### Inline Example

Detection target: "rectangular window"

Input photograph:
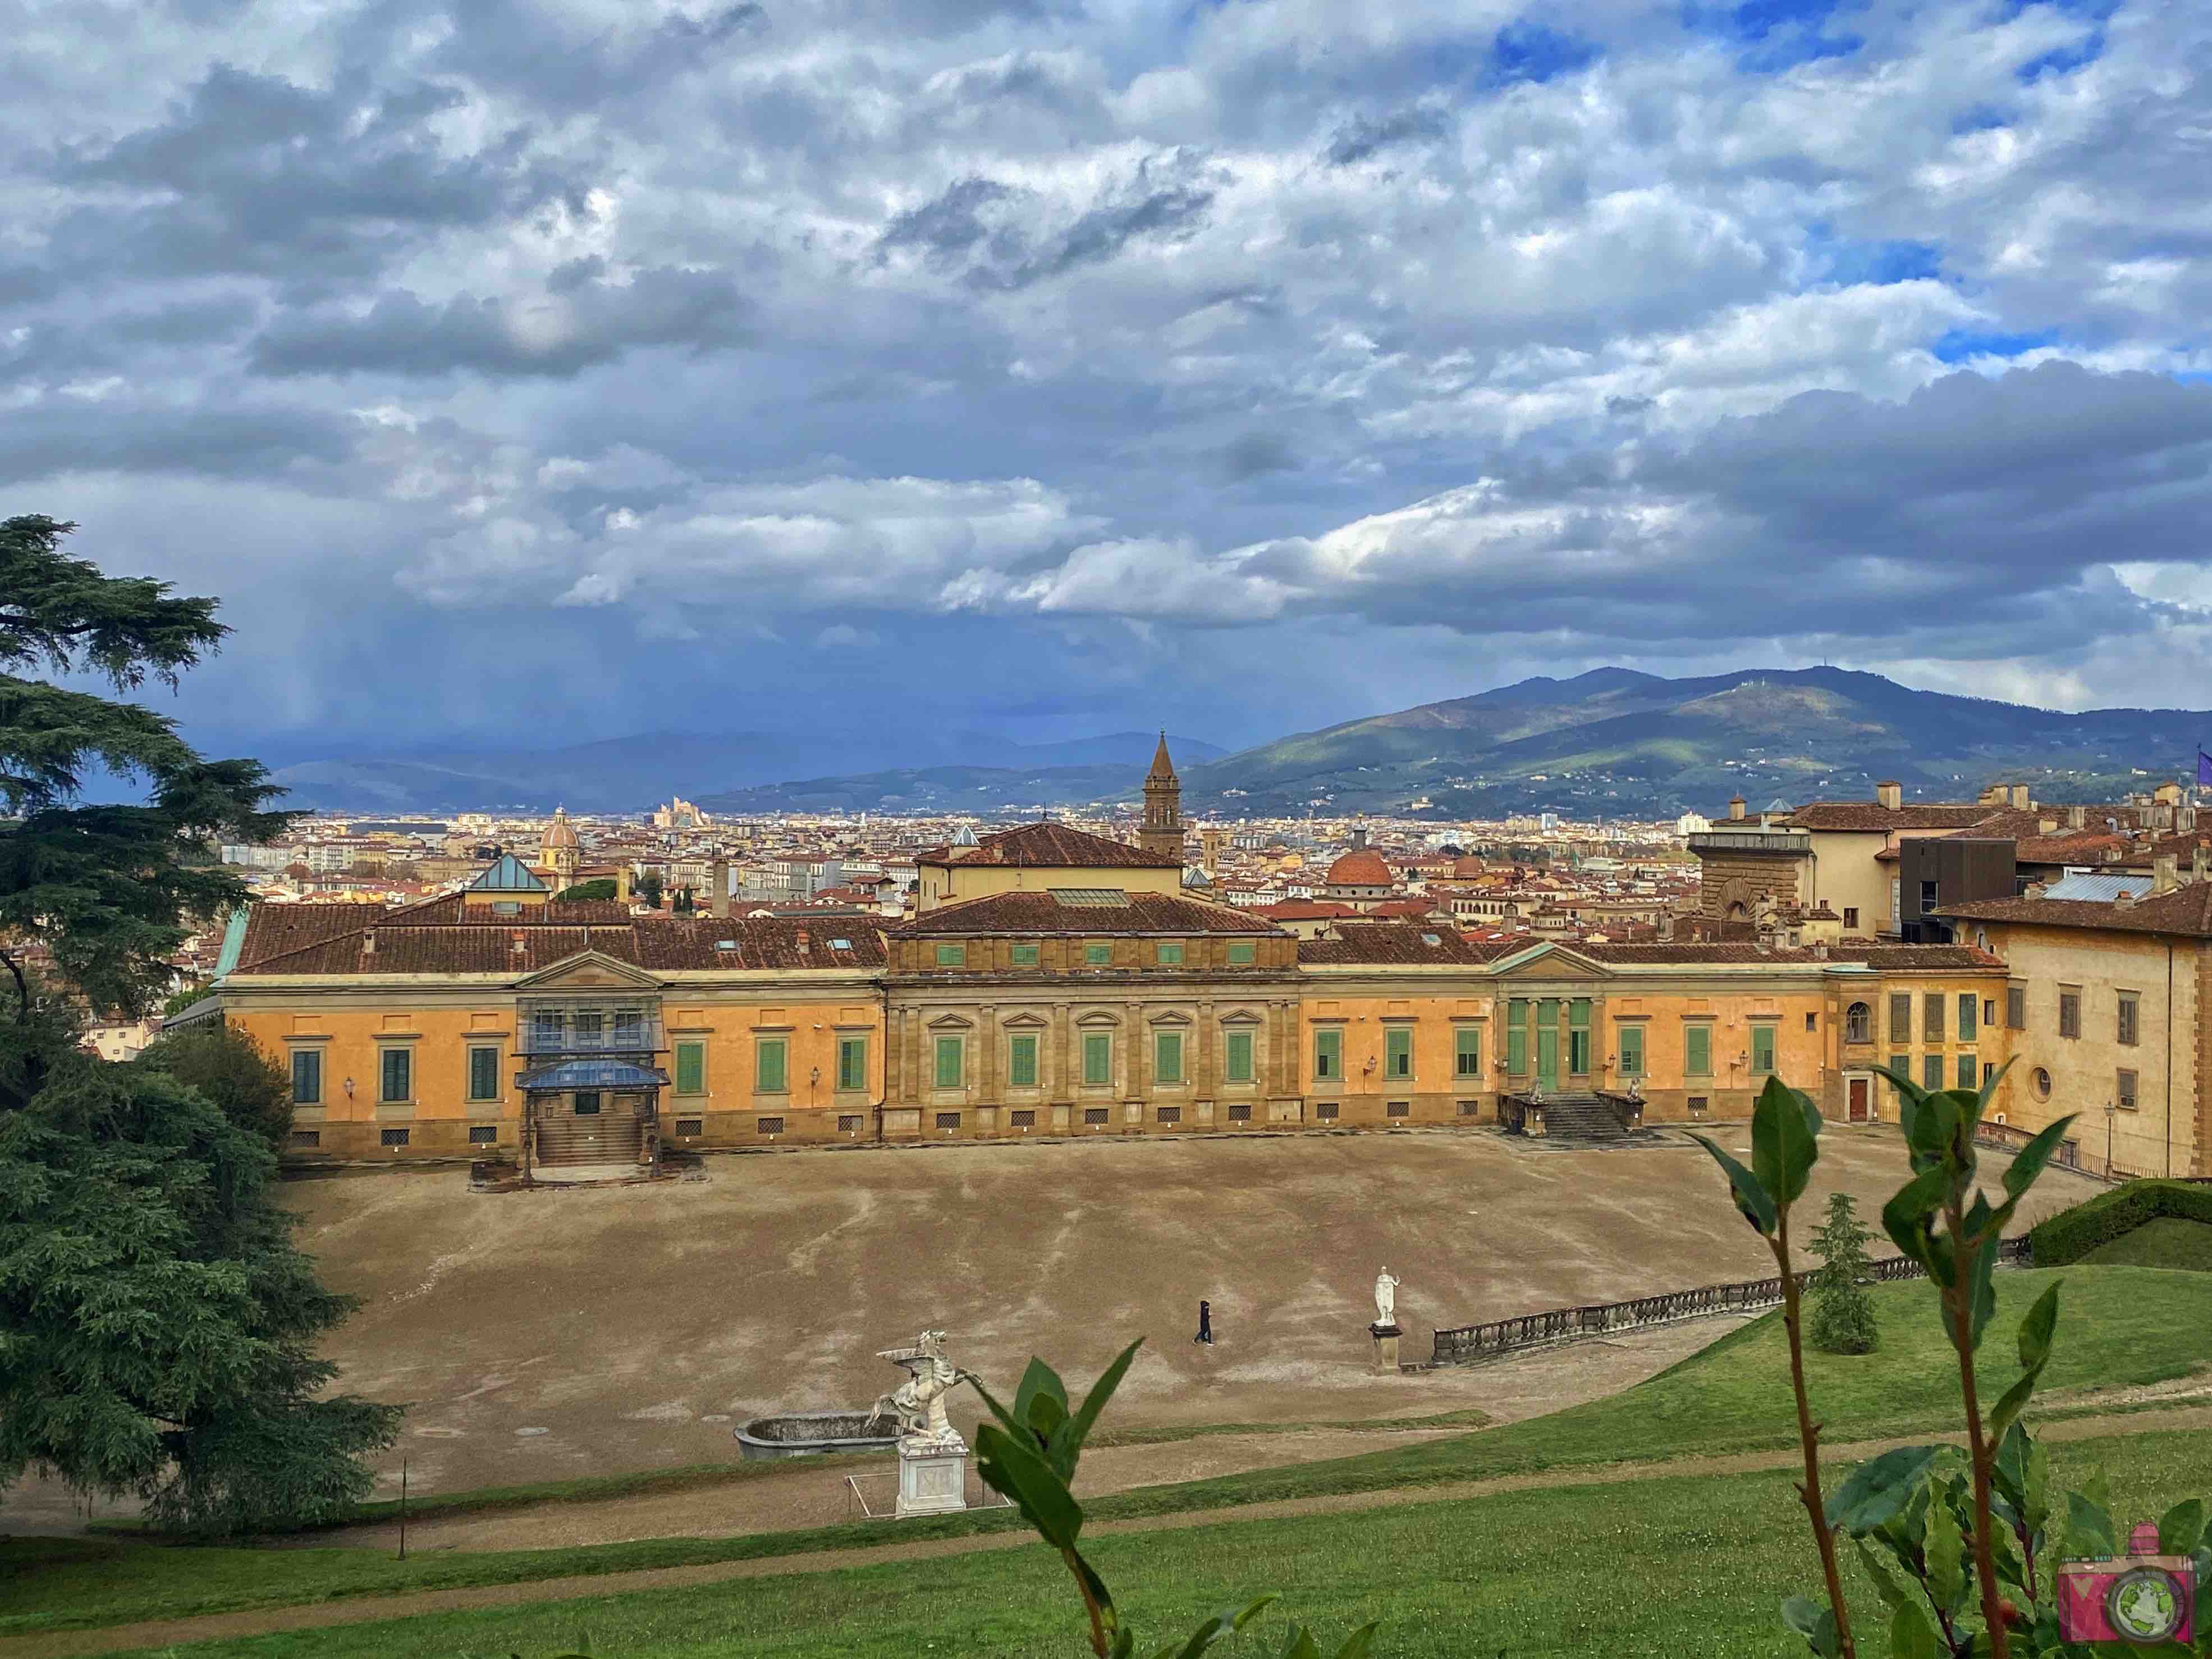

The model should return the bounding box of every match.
[468,1045,500,1102]
[2117,993,2140,1047]
[935,1111,961,1130]
[1958,993,1977,1043]
[469,1124,498,1145]
[1457,1100,1481,1117]
[675,1117,704,1136]
[1568,1000,1591,1074]
[933,1037,963,1089]
[572,1012,603,1048]
[1687,1096,1709,1116]
[1618,1024,1645,1078]
[1506,1001,1528,1074]
[1227,941,1256,965]
[1156,942,1184,966]
[1386,1100,1409,1117]
[1890,993,1912,1042]
[1957,1053,1977,1090]
[380,1128,410,1148]
[533,1009,564,1051]
[1751,1025,1776,1076]
[574,1092,601,1116]
[2059,988,2081,1039]
[290,1048,322,1106]
[1983,998,1997,1028]
[1313,1028,1342,1080]
[675,1039,705,1095]
[1843,908,1859,930]
[614,1009,643,1048]
[1010,943,1040,967]
[1924,993,1945,1042]
[1684,1023,1712,1078]
[935,943,966,968]
[1454,1026,1482,1078]
[1084,943,1111,966]
[1082,1032,1112,1086]
[1889,1053,1909,1083]
[1157,1106,1181,1124]
[1920,879,1939,914]
[837,1114,862,1133]
[756,1037,787,1093]
[1315,1101,1340,1121]
[758,1116,785,1135]
[290,1129,320,1148]
[1084,1106,1110,1126]
[1010,1109,1036,1128]
[1228,1103,1252,1121]
[836,1036,867,1092]
[1225,1029,1254,1083]
[1008,1034,1038,1088]
[379,1046,410,1103]
[1385,1026,1412,1079]
[1805,1012,1817,1033]
[2007,985,2026,1029]
[1922,1053,1944,1090]
[2117,1068,2138,1110]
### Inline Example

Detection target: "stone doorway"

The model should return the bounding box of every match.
[1846,1074,1872,1123]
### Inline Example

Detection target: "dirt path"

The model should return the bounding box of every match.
[22,1404,2211,1659]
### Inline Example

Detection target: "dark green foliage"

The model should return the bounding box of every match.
[0,1019,400,1532]
[672,887,694,914]
[556,879,620,903]
[142,1020,293,1153]
[1807,1193,1879,1356]
[2027,1179,2212,1266]
[637,870,664,909]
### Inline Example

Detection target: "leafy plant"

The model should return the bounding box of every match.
[971,1340,1377,1658]
[1807,1192,1879,1356]
[1691,1075,1858,1658]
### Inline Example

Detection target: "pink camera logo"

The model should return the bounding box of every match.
[2058,1523,2196,1646]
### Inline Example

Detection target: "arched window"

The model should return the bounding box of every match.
[1845,1001,1872,1043]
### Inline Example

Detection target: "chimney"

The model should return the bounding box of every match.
[1728,795,1747,821]
[1979,783,2007,806]
[360,928,377,956]
[1876,781,1902,810]
[2068,804,2086,830]
[511,929,528,956]
[2025,880,2048,899]
[2155,854,2179,894]
[2115,888,2138,910]
[2011,783,2031,809]
[708,859,731,919]
[2037,817,2057,835]
[2195,845,2210,886]
[795,928,810,955]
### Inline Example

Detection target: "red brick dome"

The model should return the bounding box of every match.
[1324,850,1393,888]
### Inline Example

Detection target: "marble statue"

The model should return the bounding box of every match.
[1373,1268,1400,1327]
[873,1330,971,1449]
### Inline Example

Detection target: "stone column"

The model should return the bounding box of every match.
[1196,995,1217,1095]
[1051,1002,1073,1103]
[978,1003,997,1103]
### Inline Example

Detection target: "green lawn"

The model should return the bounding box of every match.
[2080,1216,2212,1271]
[8,1266,2210,1643]
[95,1427,2212,1659]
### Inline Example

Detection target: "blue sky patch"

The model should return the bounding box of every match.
[1932,327,2060,363]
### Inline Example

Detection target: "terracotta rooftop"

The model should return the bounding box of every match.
[1323,850,1394,887]
[914,821,1181,870]
[1300,926,2003,970]
[1783,802,2000,832]
[893,890,1283,936]
[1941,884,2212,939]
[1299,923,1514,965]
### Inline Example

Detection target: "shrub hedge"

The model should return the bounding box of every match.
[2027,1179,2212,1266]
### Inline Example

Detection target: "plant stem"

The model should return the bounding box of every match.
[1944,1213,2011,1659]
[1063,1547,1108,1657]
[1774,1213,1858,1659]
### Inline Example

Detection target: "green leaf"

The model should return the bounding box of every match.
[1066,1339,1143,1460]
[1071,1547,1118,1635]
[1149,1598,1280,1659]
[972,1424,1084,1549]
[1275,1629,1322,1659]
[1925,1492,1967,1614]
[1690,1133,1778,1236]
[1888,1601,1944,1659]
[1328,1625,1380,1659]
[1750,1075,1821,1209]
[1012,1356,1069,1440]
[1828,1445,1949,1533]
[1782,1597,1842,1658]
[2160,1499,2205,1557]
[1964,1231,2000,1349]
[1881,1166,1949,1268]
[1999,1110,2077,1201]
[2063,1490,2117,1559]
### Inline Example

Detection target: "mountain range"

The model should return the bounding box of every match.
[251,668,2212,819]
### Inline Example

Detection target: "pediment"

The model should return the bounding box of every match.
[1489,943,1613,981]
[1073,1010,1122,1028]
[1146,1010,1193,1028]
[1001,1011,1050,1029]
[515,950,662,991]
[927,1012,976,1031]
[1218,1009,1264,1026]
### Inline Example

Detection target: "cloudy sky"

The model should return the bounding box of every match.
[7,0,2211,762]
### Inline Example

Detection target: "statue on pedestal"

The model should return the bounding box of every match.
[1373,1267,1401,1330]
[873,1330,970,1452]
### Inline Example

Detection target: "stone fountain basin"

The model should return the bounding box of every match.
[733,1410,901,1460]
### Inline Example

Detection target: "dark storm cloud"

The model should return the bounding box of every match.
[248,266,753,378]
[0,401,356,485]
[1323,106,1451,167]
[1219,432,1297,480]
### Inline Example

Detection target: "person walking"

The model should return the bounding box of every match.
[1194,1299,1214,1344]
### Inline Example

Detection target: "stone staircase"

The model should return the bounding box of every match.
[1534,1092,1635,1144]
[537,1112,645,1167]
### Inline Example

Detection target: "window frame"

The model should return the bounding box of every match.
[2059,987,2082,1039]
[1154,1029,1184,1085]
[1009,942,1041,968]
[1958,993,1977,1043]
[1384,1025,1413,1080]
[2117,992,2140,1047]
[1923,992,1945,1043]
[1922,1052,1944,1090]
[1008,1033,1039,1088]
[466,1044,501,1103]
[1454,1024,1483,1078]
[1957,1052,1977,1090]
[378,1045,411,1105]
[1226,941,1256,966]
[836,1035,867,1093]
[935,942,967,969]
[1889,992,1912,1043]
[933,1035,964,1090]
[1684,1021,1713,1078]
[755,1035,789,1094]
[2116,1067,2138,1110]
[1844,1002,1872,1044]
[1313,1026,1343,1081]
[290,1047,322,1107]
[1224,1028,1255,1084]
[1750,1023,1776,1076]
[675,1039,706,1096]
[1081,1031,1113,1087]
[1616,1022,1644,1078]
[1156,942,1184,967]
[1083,942,1112,967]
[2007,984,2026,1030]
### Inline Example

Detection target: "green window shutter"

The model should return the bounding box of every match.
[1009,1034,1037,1087]
[1155,1031,1183,1083]
[935,1037,963,1089]
[1751,1025,1775,1075]
[381,1047,410,1102]
[1506,1001,1527,1073]
[1569,1027,1591,1074]
[1084,943,1111,966]
[1010,943,1039,966]
[1454,1026,1481,1077]
[1157,942,1184,966]
[676,1041,704,1095]
[292,1049,321,1105]
[1385,1027,1412,1079]
[1889,1052,1909,1084]
[1685,1024,1711,1077]
[837,1037,866,1092]
[1569,998,1591,1029]
[935,943,965,968]
[757,1038,787,1093]
[1958,993,1977,1042]
[1619,1024,1644,1076]
[1227,942,1256,965]
[1957,1052,1977,1089]
[1225,1030,1254,1082]
[1922,1053,1944,1090]
[1082,1032,1112,1086]
[1537,999,1558,1029]
[468,1046,500,1101]
[1889,993,1912,1041]
[1315,1028,1341,1079]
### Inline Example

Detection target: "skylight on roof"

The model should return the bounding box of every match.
[1050,888,1133,907]
[828,937,852,950]
[1422,932,1441,945]
[715,939,738,950]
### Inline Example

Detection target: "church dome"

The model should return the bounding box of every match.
[542,807,581,853]
[1325,850,1392,888]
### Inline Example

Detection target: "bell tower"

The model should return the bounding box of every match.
[1141,731,1184,865]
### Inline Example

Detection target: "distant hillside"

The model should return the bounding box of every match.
[1179,668,2212,819]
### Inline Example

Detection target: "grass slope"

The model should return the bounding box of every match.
[8,1267,2209,1641]
[2080,1216,2212,1271]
